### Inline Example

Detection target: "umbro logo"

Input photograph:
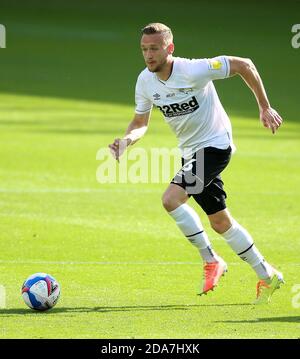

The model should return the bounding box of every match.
[153,93,161,100]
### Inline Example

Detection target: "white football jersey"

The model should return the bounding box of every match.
[135,56,235,158]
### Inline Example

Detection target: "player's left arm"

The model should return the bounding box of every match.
[228,56,283,134]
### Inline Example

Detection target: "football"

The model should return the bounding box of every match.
[21,273,60,311]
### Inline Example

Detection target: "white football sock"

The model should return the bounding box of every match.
[168,204,218,263]
[221,219,273,280]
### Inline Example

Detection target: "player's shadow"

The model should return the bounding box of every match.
[0,303,253,316]
[216,316,300,324]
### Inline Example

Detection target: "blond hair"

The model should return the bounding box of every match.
[141,23,173,45]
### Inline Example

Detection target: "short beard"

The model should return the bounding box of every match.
[148,59,167,73]
[148,66,160,73]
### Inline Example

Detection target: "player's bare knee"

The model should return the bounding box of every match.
[210,220,227,234]
[162,193,177,212]
[162,191,185,212]
[209,216,232,234]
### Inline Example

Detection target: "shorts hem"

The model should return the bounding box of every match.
[203,204,227,215]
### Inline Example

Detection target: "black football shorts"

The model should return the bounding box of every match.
[171,146,232,215]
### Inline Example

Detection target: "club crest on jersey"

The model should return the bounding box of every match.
[156,96,199,118]
[179,88,193,95]
[153,93,161,100]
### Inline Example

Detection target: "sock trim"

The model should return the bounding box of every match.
[237,243,254,256]
[186,230,204,238]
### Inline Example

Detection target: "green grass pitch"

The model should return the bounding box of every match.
[0,0,300,338]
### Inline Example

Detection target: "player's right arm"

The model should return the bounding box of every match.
[108,111,151,161]
[109,70,153,161]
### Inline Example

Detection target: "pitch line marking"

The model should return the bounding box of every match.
[0,260,298,266]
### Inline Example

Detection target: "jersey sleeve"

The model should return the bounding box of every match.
[135,73,153,115]
[188,55,230,86]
